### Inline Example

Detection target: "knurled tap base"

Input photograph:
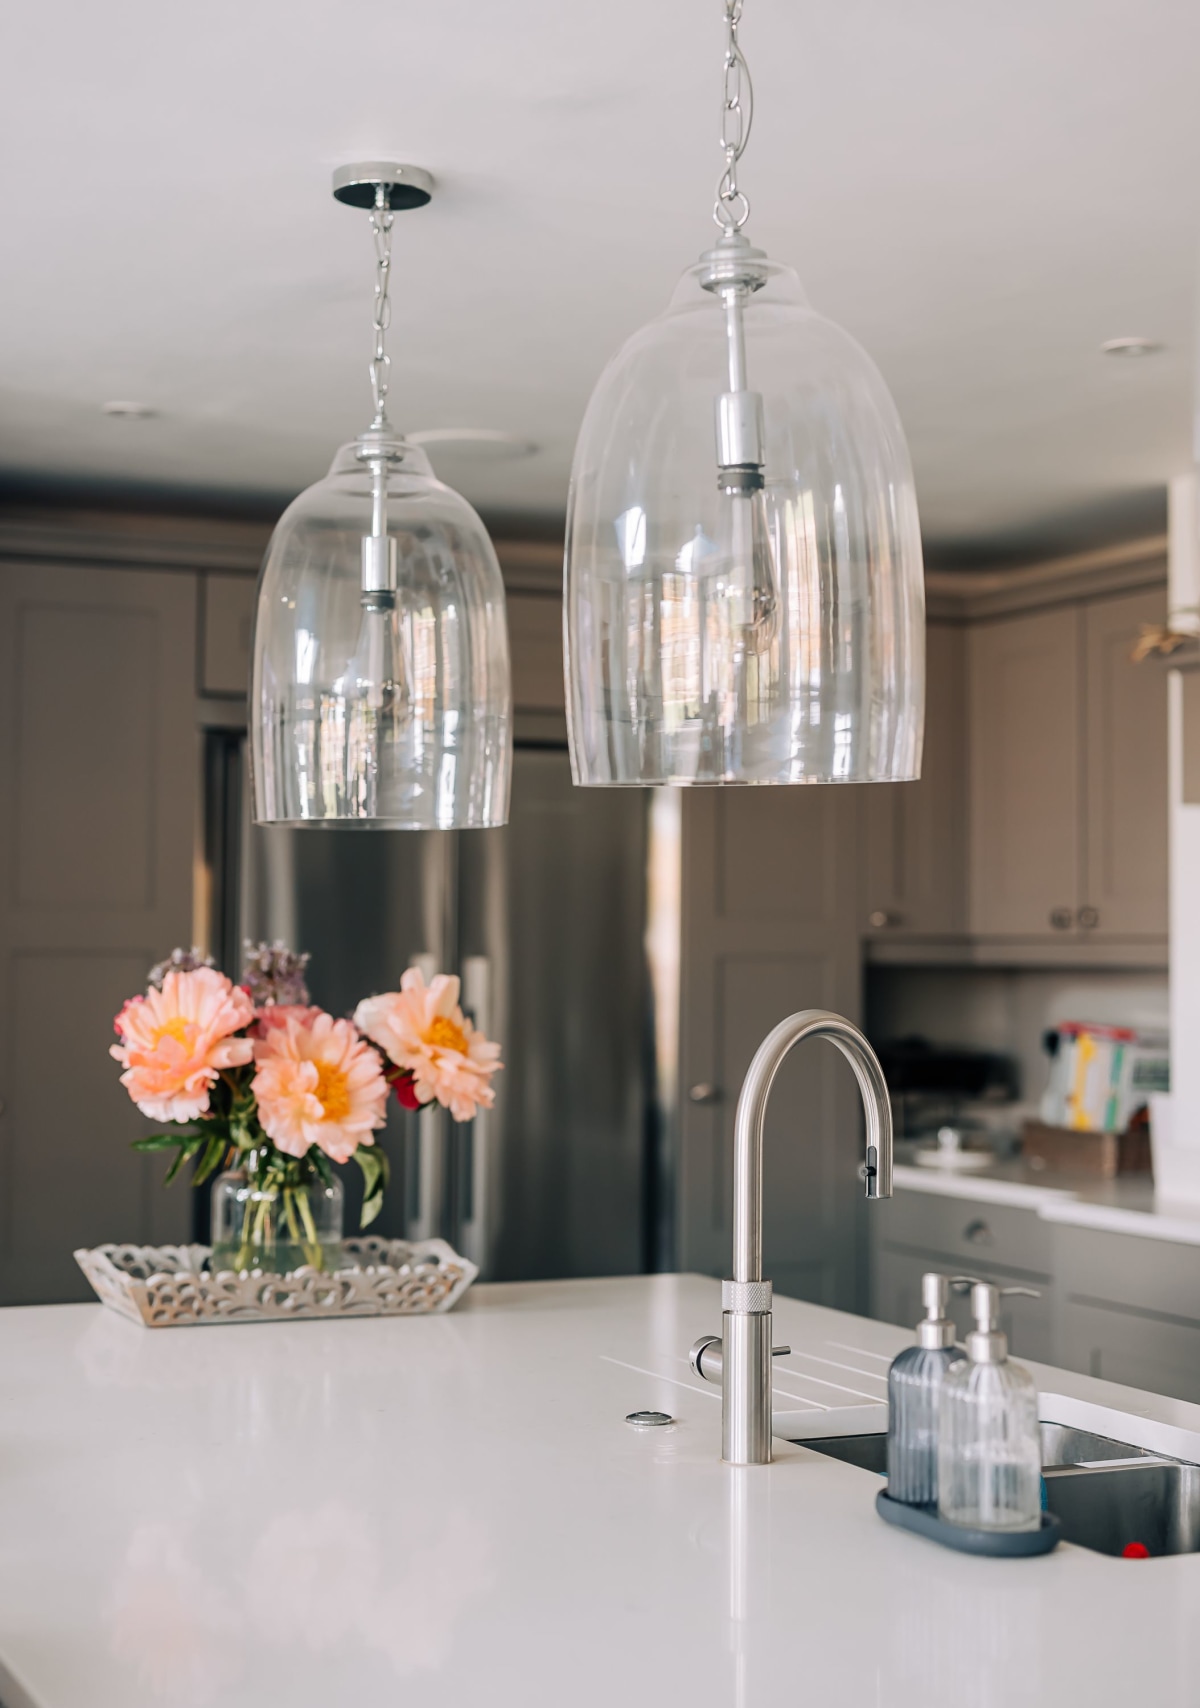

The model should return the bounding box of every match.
[722,1278,772,1313]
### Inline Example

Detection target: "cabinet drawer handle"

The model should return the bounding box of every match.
[962,1218,993,1246]
[1077,905,1100,930]
[1049,907,1073,931]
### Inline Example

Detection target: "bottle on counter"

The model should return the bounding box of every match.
[886,1271,959,1506]
[937,1281,1042,1533]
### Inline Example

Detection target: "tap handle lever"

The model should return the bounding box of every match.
[688,1334,791,1384]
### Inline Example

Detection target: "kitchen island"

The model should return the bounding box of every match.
[1,1274,1199,1708]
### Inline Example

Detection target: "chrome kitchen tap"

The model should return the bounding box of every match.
[689,1010,893,1465]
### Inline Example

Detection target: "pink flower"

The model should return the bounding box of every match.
[253,1004,324,1039]
[252,1010,387,1164]
[111,969,255,1123]
[355,970,501,1123]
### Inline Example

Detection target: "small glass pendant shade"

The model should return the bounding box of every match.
[252,434,511,828]
[565,248,925,785]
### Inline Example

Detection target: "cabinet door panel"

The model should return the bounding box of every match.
[871,1239,1053,1360]
[862,622,965,937]
[507,592,565,712]
[1057,1298,1200,1403]
[1083,588,1168,936]
[0,564,195,1302]
[969,607,1081,935]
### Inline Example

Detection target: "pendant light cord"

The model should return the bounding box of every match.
[715,0,754,233]
[368,185,395,429]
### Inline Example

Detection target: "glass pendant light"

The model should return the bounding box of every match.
[252,163,512,829]
[564,4,925,786]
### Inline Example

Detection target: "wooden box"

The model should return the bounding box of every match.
[1020,1118,1152,1179]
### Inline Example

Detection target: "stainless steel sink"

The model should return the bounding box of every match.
[796,1424,1199,1556]
[1042,1462,1200,1557]
[1038,1423,1156,1469]
[798,1432,889,1474]
[796,1423,1153,1479]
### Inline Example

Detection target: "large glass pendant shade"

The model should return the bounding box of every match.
[252,434,511,828]
[564,246,925,785]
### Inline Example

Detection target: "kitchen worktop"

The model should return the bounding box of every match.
[894,1153,1200,1246]
[3,1275,1200,1708]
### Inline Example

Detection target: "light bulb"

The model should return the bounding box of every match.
[341,590,413,817]
[714,482,777,649]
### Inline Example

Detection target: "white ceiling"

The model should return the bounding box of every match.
[1,0,1198,561]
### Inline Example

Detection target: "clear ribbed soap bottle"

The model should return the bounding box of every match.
[886,1272,958,1506]
[938,1282,1042,1533]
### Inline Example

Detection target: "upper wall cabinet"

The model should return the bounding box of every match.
[862,622,966,938]
[1083,589,1169,936]
[968,588,1167,943]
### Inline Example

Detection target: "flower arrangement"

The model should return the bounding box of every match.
[112,944,501,1273]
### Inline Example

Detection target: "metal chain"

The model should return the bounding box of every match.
[367,184,395,427]
[714,0,754,232]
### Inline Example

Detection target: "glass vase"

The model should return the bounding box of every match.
[210,1167,344,1275]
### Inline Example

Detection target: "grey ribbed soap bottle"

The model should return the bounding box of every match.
[886,1272,958,1506]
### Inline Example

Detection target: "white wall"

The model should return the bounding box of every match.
[1168,473,1200,1166]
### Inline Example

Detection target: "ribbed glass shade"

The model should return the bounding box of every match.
[565,250,925,785]
[252,435,511,828]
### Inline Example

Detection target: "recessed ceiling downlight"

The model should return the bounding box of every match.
[1101,337,1161,358]
[409,428,538,460]
[102,400,158,418]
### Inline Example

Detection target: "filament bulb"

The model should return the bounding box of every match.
[715,481,778,648]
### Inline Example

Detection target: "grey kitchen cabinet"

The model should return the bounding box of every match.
[968,588,1167,943]
[968,606,1081,937]
[199,574,567,715]
[507,591,565,712]
[872,1238,1054,1362]
[1083,588,1168,937]
[202,572,256,695]
[0,562,197,1303]
[870,1189,1055,1361]
[862,622,966,939]
[678,784,864,1310]
[1057,1298,1200,1404]
[1053,1223,1200,1403]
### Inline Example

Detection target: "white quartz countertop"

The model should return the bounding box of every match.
[3,1275,1200,1708]
[895,1158,1200,1245]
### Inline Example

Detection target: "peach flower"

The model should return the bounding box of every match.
[355,970,501,1123]
[252,1010,387,1164]
[111,968,255,1123]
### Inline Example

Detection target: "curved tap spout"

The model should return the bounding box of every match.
[712,1009,893,1465]
[733,1010,892,1284]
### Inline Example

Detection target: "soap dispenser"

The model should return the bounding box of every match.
[937,1282,1042,1533]
[886,1272,959,1506]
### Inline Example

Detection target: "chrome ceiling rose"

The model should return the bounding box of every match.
[331,161,434,211]
[563,1,925,788]
[250,163,511,830]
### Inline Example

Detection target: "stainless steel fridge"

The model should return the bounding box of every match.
[202,732,653,1280]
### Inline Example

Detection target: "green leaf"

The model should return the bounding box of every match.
[192,1133,228,1189]
[355,1146,389,1229]
[308,1148,335,1190]
[162,1147,190,1187]
[355,1147,382,1196]
[132,1132,195,1153]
